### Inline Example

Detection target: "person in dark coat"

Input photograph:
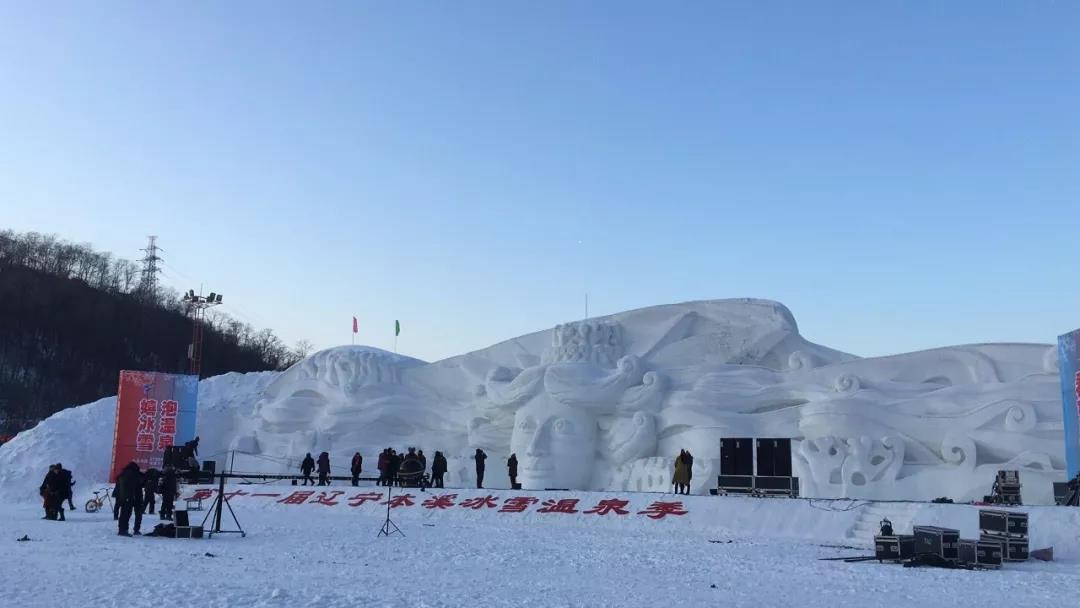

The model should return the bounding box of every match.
[685,450,694,492]
[57,464,75,511]
[300,453,315,486]
[417,450,427,471]
[673,450,690,495]
[316,452,331,486]
[112,483,121,520]
[48,465,68,519]
[387,449,400,487]
[115,462,144,536]
[40,465,61,520]
[159,466,178,520]
[377,449,389,486]
[350,452,363,487]
[142,468,159,515]
[431,451,447,488]
[507,453,519,488]
[474,449,487,489]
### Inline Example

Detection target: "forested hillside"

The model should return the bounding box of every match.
[0,230,303,433]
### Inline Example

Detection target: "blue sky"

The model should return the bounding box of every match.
[1,2,1077,362]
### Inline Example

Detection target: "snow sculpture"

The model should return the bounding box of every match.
[480,320,665,490]
[215,300,1064,503]
[233,346,469,466]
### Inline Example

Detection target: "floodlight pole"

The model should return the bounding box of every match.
[183,289,222,377]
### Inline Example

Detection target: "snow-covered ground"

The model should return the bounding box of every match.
[4,484,1080,608]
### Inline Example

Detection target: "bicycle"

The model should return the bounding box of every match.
[84,487,113,513]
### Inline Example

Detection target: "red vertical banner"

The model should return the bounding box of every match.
[109,370,199,482]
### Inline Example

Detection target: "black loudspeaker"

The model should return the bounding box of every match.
[175,510,190,527]
[720,438,753,476]
[1053,482,1068,506]
[755,438,792,477]
[199,460,216,484]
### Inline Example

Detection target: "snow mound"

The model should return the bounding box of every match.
[0,372,277,503]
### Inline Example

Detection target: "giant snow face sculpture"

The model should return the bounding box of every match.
[482,321,668,491]
[510,397,598,490]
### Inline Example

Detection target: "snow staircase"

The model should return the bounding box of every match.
[845,502,921,546]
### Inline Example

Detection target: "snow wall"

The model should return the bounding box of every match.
[0,299,1068,504]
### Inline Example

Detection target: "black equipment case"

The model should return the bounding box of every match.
[720,438,754,476]
[980,533,1028,562]
[175,525,204,539]
[959,538,1004,568]
[752,475,799,497]
[979,509,1028,538]
[875,535,915,562]
[913,525,960,561]
[716,475,754,495]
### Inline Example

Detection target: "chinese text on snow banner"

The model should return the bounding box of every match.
[109,370,199,482]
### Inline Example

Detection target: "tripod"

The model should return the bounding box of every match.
[201,473,246,538]
[378,477,403,538]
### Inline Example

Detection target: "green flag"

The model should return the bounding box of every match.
[395,320,400,336]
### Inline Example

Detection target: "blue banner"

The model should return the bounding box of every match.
[1059,330,1080,479]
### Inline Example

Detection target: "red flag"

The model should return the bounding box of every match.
[352,317,358,334]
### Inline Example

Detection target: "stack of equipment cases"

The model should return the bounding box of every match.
[173,510,205,539]
[913,525,960,562]
[993,470,1022,505]
[979,509,1029,562]
[175,526,204,538]
[874,534,915,563]
[718,438,754,496]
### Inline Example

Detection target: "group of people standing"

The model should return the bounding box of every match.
[298,447,498,490]
[112,462,179,536]
[672,449,695,495]
[40,460,180,536]
[299,452,334,486]
[39,463,75,521]
[375,447,448,488]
